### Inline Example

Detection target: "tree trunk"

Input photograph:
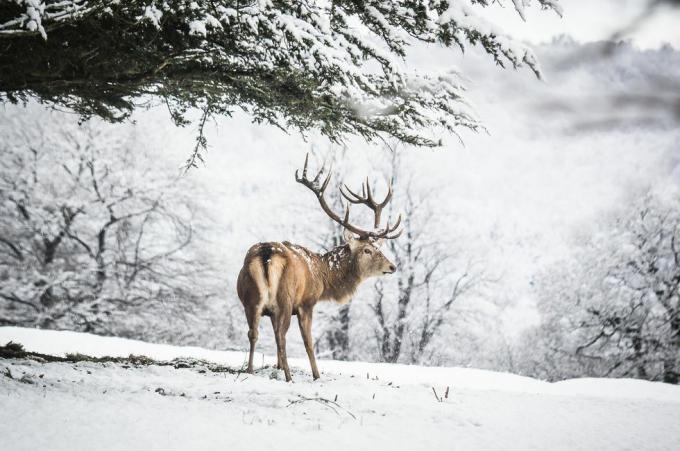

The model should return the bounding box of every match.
[380,275,414,364]
[42,234,64,265]
[325,304,351,360]
[663,315,680,384]
[631,334,648,379]
[95,228,107,289]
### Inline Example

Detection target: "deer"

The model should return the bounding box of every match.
[236,154,402,382]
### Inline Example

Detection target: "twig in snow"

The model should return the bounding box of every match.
[287,395,356,420]
[432,387,442,402]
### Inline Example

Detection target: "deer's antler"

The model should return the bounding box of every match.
[340,179,402,239]
[295,154,402,240]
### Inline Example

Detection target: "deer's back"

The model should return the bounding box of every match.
[237,242,324,311]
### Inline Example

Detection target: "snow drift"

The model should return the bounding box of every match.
[1,327,679,451]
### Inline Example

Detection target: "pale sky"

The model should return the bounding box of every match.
[488,0,680,49]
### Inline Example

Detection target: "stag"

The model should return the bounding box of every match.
[236,154,402,382]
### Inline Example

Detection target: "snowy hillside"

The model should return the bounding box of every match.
[1,327,679,451]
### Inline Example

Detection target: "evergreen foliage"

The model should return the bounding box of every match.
[0,0,561,151]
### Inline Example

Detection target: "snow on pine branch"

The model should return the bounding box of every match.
[0,1,561,147]
[0,0,92,39]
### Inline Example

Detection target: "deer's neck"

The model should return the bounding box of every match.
[319,244,362,303]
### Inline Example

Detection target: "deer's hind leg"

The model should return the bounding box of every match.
[270,315,283,369]
[271,302,293,382]
[244,302,262,374]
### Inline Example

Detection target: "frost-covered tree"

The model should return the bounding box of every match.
[0,110,226,342]
[1,0,561,157]
[358,150,487,364]
[522,193,680,383]
[371,195,486,363]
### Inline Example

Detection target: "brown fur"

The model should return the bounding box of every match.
[236,237,395,381]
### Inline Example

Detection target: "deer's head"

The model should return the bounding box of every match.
[296,153,401,279]
[344,232,396,279]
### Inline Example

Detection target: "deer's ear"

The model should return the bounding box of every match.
[343,229,358,248]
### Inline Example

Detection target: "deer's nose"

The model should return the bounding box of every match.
[388,264,396,272]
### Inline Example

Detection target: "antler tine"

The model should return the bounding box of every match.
[368,214,402,240]
[341,179,393,208]
[302,153,309,179]
[386,214,402,234]
[365,178,373,204]
[388,214,402,231]
[340,184,366,204]
[295,153,333,196]
[378,182,393,208]
[343,203,351,223]
[312,162,324,184]
[384,229,403,240]
[366,178,393,209]
[320,163,333,192]
[294,153,308,183]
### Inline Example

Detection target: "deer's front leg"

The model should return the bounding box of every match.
[297,307,320,380]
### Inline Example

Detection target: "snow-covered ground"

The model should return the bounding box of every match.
[1,327,679,451]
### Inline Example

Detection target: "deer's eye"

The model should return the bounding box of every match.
[363,248,372,255]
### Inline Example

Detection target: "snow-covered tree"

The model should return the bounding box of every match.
[1,0,561,156]
[352,149,489,364]
[522,193,680,383]
[0,109,226,342]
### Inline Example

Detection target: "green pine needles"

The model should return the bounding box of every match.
[0,1,561,153]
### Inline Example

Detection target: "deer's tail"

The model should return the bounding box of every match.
[248,247,285,310]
